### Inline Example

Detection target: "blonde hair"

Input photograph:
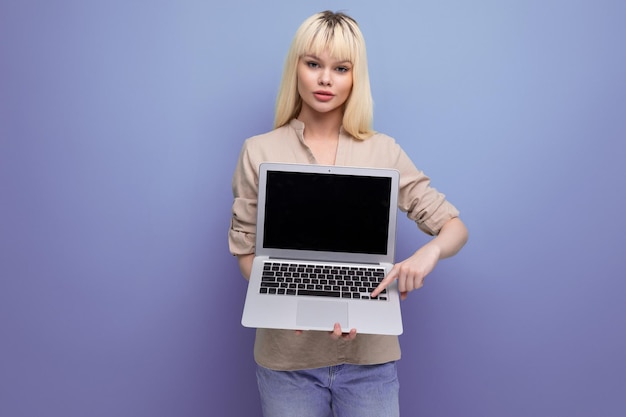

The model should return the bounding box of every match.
[274,11,375,140]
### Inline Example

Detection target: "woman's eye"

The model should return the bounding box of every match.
[307,61,319,68]
[336,66,350,73]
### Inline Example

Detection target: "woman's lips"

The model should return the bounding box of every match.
[313,91,334,102]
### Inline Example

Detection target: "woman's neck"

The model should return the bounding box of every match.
[297,108,342,142]
[297,109,342,165]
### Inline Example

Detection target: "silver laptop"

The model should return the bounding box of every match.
[241,162,403,335]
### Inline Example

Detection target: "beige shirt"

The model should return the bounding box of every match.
[229,119,460,370]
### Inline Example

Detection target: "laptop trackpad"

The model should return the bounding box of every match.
[296,300,348,330]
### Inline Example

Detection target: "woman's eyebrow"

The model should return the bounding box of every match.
[302,54,351,65]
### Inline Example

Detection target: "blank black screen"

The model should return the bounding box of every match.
[263,171,392,255]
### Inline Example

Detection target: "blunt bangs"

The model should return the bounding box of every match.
[297,17,360,65]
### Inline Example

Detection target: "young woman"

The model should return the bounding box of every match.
[229,10,468,417]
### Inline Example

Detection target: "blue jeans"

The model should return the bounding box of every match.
[256,362,400,417]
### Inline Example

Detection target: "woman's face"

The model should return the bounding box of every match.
[296,49,353,118]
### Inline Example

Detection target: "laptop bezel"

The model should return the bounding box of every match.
[255,162,399,265]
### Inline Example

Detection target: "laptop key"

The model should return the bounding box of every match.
[298,289,340,298]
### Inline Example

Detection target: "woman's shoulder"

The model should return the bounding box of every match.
[353,130,402,152]
[244,122,299,149]
[343,130,416,170]
[245,124,290,143]
[238,122,303,165]
[369,130,398,143]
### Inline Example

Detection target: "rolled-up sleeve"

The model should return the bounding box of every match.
[228,140,259,255]
[393,144,460,236]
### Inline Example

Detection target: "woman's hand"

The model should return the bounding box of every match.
[371,217,468,300]
[330,323,357,341]
[295,323,357,341]
[372,243,440,300]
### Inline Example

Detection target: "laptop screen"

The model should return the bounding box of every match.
[263,170,392,255]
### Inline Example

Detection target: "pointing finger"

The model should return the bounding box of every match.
[372,266,398,298]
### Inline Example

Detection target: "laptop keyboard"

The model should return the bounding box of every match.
[259,261,388,301]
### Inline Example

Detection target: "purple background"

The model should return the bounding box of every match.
[1,1,625,416]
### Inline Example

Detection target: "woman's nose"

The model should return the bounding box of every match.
[318,70,332,86]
